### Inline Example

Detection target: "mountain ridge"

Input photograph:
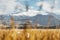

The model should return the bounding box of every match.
[0,14,60,26]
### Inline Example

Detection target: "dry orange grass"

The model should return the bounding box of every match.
[0,29,59,40]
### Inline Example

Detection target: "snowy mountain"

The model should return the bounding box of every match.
[0,13,60,26]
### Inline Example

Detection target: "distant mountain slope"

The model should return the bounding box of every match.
[30,14,60,26]
[0,14,60,26]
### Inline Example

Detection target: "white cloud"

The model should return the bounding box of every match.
[0,0,60,16]
[13,9,39,16]
[12,9,48,16]
[36,2,52,12]
[55,0,58,4]
[17,0,30,1]
[0,0,26,15]
[0,0,16,15]
[36,2,43,6]
[36,1,60,15]
[53,9,60,14]
[16,1,26,10]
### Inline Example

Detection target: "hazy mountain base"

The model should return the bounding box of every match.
[0,14,60,26]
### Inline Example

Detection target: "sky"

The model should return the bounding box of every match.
[0,0,60,16]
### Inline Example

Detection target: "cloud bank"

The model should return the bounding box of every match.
[0,0,16,15]
[0,0,60,16]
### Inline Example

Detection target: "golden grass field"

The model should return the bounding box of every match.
[0,29,60,40]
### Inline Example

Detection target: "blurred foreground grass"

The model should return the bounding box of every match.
[0,29,60,40]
